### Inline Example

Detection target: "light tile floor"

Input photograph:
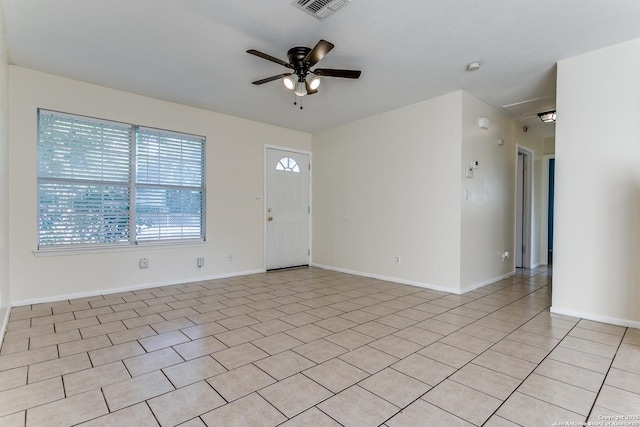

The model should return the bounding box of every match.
[1,267,640,426]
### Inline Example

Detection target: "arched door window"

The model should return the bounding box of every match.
[276,157,300,173]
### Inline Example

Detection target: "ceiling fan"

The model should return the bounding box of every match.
[247,40,361,108]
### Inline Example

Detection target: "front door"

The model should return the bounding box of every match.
[266,148,310,270]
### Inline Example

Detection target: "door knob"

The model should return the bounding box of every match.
[268,216,273,221]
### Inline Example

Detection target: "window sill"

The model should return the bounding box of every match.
[33,240,208,257]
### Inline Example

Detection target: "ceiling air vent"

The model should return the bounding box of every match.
[292,0,351,21]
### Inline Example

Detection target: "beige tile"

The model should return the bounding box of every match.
[314,316,358,333]
[212,342,270,370]
[97,309,139,324]
[0,346,58,371]
[604,367,640,394]
[292,338,348,363]
[0,338,29,355]
[360,367,431,407]
[569,327,624,346]
[26,389,108,426]
[491,338,550,363]
[177,418,206,427]
[0,367,27,392]
[108,325,157,345]
[80,320,126,338]
[392,326,442,346]
[200,392,286,427]
[595,384,640,414]
[63,361,131,396]
[215,326,265,347]
[174,336,227,360]
[352,321,399,339]
[58,334,111,357]
[281,407,342,427]
[89,341,145,366]
[535,358,605,392]
[28,352,92,383]
[148,380,225,426]
[497,392,584,426]
[577,319,626,336]
[339,345,398,374]
[507,329,560,350]
[249,318,294,336]
[217,314,260,330]
[483,415,522,427]
[284,324,332,342]
[303,358,368,393]
[611,343,640,374]
[163,355,226,388]
[29,329,81,349]
[74,306,114,320]
[207,364,275,401]
[451,363,521,400]
[0,377,64,418]
[318,385,398,427]
[587,405,626,423]
[139,330,190,352]
[519,373,596,415]
[423,379,502,425]
[0,411,25,427]
[102,370,174,411]
[392,353,456,386]
[559,336,617,359]
[324,329,373,350]
[124,347,183,376]
[259,373,332,418]
[252,332,304,355]
[180,321,227,340]
[440,331,494,354]
[368,335,422,359]
[387,399,473,427]
[418,341,476,369]
[253,350,316,380]
[77,402,159,427]
[31,312,75,327]
[547,346,612,374]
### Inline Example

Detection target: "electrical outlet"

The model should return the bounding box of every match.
[227,253,233,262]
[139,258,149,269]
[395,256,401,264]
[197,257,204,268]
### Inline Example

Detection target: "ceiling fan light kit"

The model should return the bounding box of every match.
[247,39,361,108]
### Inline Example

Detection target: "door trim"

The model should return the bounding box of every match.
[516,145,534,269]
[263,145,312,271]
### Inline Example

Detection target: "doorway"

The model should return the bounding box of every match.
[516,147,533,268]
[265,147,311,270]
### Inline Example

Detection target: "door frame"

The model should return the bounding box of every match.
[515,145,534,269]
[263,145,312,270]
[541,154,555,265]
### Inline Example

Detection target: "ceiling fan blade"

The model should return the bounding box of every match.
[313,68,361,79]
[305,80,318,95]
[247,49,293,69]
[251,73,292,85]
[303,40,334,67]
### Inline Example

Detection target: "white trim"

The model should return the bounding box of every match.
[515,145,534,269]
[541,154,555,265]
[550,306,640,329]
[264,145,312,271]
[459,271,516,294]
[0,307,10,351]
[311,263,461,294]
[11,269,265,307]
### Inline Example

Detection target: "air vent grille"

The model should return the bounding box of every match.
[292,0,351,21]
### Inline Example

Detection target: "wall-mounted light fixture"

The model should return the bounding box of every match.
[538,110,556,123]
[478,116,490,129]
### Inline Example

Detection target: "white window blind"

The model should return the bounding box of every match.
[37,110,205,248]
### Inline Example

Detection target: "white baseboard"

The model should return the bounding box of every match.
[11,269,265,307]
[311,263,460,294]
[459,270,516,294]
[550,306,640,329]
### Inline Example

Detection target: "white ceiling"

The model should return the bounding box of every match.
[2,1,640,137]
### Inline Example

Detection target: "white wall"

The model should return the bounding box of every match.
[312,92,463,292]
[312,90,546,293]
[8,67,311,304]
[553,38,640,327]
[0,6,11,331]
[460,92,520,290]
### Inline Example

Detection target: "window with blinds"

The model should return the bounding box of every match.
[37,110,205,248]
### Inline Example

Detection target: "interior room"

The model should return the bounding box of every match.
[0,1,639,426]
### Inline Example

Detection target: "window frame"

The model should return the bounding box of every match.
[37,109,206,250]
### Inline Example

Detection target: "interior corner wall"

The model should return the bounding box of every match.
[312,91,463,292]
[553,37,640,327]
[459,92,521,290]
[0,6,11,330]
[8,66,311,304]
